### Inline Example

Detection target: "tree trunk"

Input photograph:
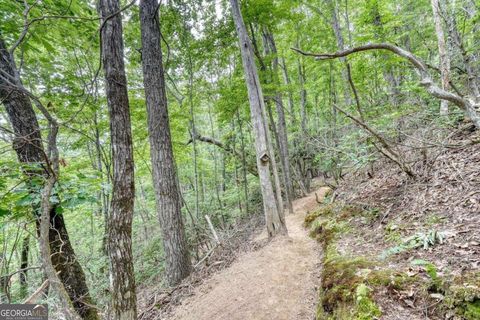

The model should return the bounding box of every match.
[262,29,294,214]
[237,112,250,214]
[431,0,451,115]
[98,0,137,318]
[329,0,352,106]
[19,235,29,298]
[280,57,296,125]
[298,57,308,133]
[444,1,480,100]
[229,0,287,237]
[139,0,192,286]
[0,37,99,320]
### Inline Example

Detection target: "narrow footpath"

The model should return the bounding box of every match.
[169,187,331,320]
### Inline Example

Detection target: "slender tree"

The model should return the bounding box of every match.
[431,0,451,115]
[139,0,192,286]
[97,0,137,318]
[229,0,287,236]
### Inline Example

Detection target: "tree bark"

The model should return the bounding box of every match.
[262,29,294,214]
[444,1,480,100]
[280,57,296,125]
[431,0,451,115]
[139,0,192,286]
[0,37,99,320]
[329,0,352,106]
[229,0,287,237]
[98,0,137,318]
[19,235,29,298]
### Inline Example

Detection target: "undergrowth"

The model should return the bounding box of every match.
[307,202,480,320]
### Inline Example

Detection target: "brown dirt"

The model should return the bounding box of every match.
[167,187,330,320]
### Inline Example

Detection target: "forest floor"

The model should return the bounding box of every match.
[139,126,480,320]
[163,186,330,320]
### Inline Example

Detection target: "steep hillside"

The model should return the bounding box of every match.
[307,125,480,319]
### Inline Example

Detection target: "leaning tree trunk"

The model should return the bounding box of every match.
[98,0,137,318]
[139,0,192,286]
[229,0,287,236]
[0,37,99,320]
[431,0,451,115]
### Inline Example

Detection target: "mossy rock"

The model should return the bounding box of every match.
[309,218,337,247]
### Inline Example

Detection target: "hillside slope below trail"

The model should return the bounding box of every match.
[169,187,330,320]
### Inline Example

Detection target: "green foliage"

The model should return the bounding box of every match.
[355,284,382,320]
[381,229,446,259]
[1,0,479,314]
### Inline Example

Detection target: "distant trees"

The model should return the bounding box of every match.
[97,0,137,318]
[139,0,192,286]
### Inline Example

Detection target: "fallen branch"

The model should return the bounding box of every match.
[194,246,218,269]
[205,215,220,245]
[24,279,49,304]
[334,105,416,178]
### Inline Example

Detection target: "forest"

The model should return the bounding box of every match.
[0,0,479,319]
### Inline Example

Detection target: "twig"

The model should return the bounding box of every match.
[24,279,49,304]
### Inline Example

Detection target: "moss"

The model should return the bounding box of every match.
[365,269,414,291]
[338,205,364,219]
[355,284,382,320]
[318,246,376,314]
[464,300,480,320]
[442,271,480,318]
[304,205,335,227]
[309,218,348,250]
[308,204,385,320]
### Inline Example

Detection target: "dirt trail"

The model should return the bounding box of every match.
[170,187,330,320]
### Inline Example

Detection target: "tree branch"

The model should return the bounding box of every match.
[292,43,480,129]
[187,131,258,177]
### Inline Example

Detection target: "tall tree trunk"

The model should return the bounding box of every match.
[329,0,352,106]
[98,0,137,318]
[0,37,99,320]
[280,57,296,125]
[139,0,192,286]
[187,55,201,219]
[263,29,294,214]
[229,0,287,237]
[298,57,308,134]
[444,1,480,100]
[431,0,451,115]
[237,112,249,214]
